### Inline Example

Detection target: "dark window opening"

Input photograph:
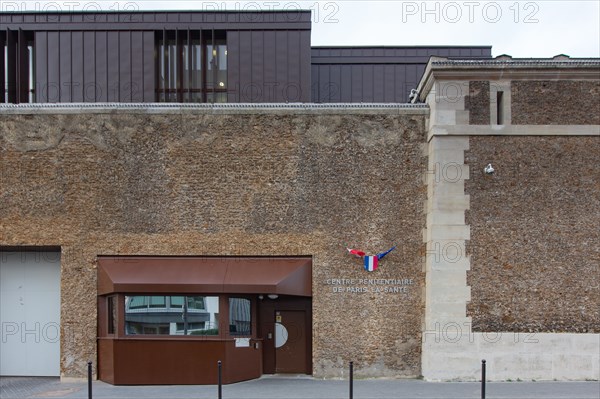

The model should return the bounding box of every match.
[107,296,116,335]
[1,30,35,104]
[229,297,251,336]
[156,30,226,103]
[496,91,504,125]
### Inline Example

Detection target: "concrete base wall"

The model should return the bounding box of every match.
[423,332,600,381]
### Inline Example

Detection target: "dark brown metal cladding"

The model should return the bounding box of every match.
[0,11,312,30]
[97,256,312,297]
[98,338,263,384]
[311,46,492,102]
[4,11,311,103]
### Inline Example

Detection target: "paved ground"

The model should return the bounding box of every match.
[1,376,599,399]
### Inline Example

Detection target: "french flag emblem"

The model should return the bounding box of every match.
[347,246,396,272]
[364,256,378,272]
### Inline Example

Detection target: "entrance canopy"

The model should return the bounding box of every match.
[97,256,312,297]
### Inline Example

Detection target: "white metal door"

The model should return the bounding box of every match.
[0,250,61,376]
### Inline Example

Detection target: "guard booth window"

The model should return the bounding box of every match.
[156,30,227,103]
[1,30,35,104]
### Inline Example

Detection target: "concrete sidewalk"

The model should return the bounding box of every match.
[1,376,599,399]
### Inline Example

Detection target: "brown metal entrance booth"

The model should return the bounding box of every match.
[97,256,312,385]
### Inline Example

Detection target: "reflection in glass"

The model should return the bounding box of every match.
[125,295,219,336]
[107,296,116,334]
[157,31,226,103]
[229,297,251,336]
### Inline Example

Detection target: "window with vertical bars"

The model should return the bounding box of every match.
[1,30,35,104]
[156,30,227,103]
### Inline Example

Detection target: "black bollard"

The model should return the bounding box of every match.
[218,360,222,399]
[481,359,486,399]
[87,361,92,399]
[349,361,353,399]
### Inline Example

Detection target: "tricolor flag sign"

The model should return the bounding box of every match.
[364,256,379,272]
[347,246,396,272]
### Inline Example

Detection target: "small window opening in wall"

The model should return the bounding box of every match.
[496,91,504,125]
[107,296,116,334]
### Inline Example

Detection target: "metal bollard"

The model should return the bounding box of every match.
[481,359,486,399]
[218,360,222,399]
[87,361,93,399]
[349,361,353,399]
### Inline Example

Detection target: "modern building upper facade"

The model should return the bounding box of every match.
[1,11,491,104]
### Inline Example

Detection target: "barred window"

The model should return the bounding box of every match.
[157,30,226,103]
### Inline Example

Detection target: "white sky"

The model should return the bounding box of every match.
[3,0,599,57]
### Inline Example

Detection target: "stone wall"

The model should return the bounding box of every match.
[511,81,600,125]
[466,81,490,125]
[0,108,427,379]
[465,136,600,333]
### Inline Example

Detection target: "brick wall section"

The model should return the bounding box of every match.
[0,111,427,378]
[465,136,600,333]
[511,81,600,125]
[466,81,490,125]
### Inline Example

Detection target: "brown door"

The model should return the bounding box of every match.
[275,310,307,373]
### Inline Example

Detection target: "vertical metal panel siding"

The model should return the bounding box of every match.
[46,32,59,102]
[287,30,301,102]
[373,65,384,102]
[362,64,374,102]
[71,31,84,102]
[329,64,341,102]
[340,65,352,102]
[95,31,108,102]
[251,30,264,102]
[299,30,311,102]
[228,29,311,103]
[83,32,95,102]
[34,32,46,102]
[311,46,492,102]
[119,31,132,102]
[351,65,362,102]
[107,31,119,102]
[59,31,71,102]
[226,30,240,103]
[142,31,155,102]
[310,65,321,102]
[263,30,277,102]
[131,31,144,102]
[238,31,253,102]
[275,31,287,103]
[383,65,395,102]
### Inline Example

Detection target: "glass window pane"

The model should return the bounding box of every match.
[192,43,202,89]
[170,296,184,308]
[187,296,205,310]
[128,296,147,309]
[229,298,251,336]
[125,295,219,336]
[149,296,166,308]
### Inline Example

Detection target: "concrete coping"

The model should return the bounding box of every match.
[0,102,429,115]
